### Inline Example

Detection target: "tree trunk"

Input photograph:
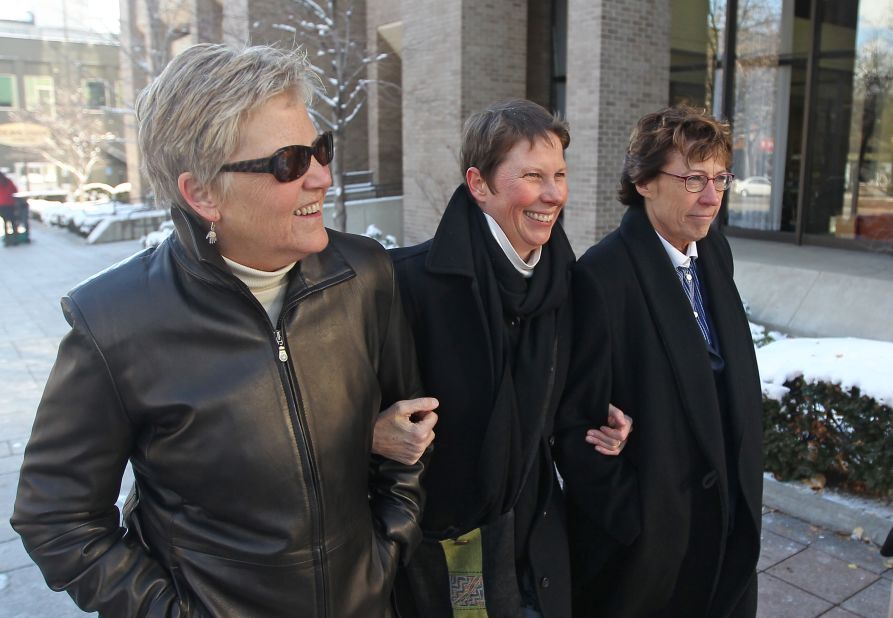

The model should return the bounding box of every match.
[332,131,347,231]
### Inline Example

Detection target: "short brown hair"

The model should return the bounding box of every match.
[461,99,569,190]
[618,105,732,207]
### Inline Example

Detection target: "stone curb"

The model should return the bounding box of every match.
[763,475,892,547]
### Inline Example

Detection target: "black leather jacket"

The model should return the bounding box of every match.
[12,208,426,617]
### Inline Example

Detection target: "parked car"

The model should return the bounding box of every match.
[734,176,772,197]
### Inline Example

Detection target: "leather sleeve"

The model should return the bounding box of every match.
[368,262,427,565]
[11,297,189,617]
[554,261,642,546]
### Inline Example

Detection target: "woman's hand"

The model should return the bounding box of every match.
[584,403,632,456]
[372,398,439,465]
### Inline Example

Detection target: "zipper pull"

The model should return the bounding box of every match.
[274,330,289,362]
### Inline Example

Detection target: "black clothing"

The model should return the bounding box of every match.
[557,207,763,618]
[391,185,574,618]
[12,207,426,617]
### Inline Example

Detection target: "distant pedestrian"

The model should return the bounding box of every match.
[557,105,764,617]
[12,43,434,617]
[0,170,19,246]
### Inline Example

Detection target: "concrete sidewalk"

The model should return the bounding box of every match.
[0,223,143,617]
[730,236,893,343]
[0,222,890,617]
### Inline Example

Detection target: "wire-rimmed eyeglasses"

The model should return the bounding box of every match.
[659,170,735,193]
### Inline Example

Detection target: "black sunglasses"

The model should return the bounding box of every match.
[218,132,334,183]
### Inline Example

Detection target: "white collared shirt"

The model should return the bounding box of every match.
[655,232,699,269]
[483,212,542,278]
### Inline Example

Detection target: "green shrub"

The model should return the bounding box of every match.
[763,376,893,500]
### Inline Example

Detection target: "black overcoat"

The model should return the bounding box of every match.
[390,186,573,617]
[557,206,763,617]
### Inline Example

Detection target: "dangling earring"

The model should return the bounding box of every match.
[206,221,218,245]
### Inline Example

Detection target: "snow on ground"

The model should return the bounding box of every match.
[755,334,893,407]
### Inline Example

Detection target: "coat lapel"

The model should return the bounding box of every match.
[697,232,765,520]
[618,208,728,483]
[425,185,497,389]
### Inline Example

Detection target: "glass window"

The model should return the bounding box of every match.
[670,0,726,109]
[85,79,108,108]
[726,0,789,232]
[830,0,893,247]
[0,75,16,108]
[24,75,54,114]
[725,0,893,249]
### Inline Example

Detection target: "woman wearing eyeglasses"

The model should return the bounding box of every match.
[556,105,764,617]
[12,43,433,617]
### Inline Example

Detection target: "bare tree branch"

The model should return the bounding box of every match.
[260,0,398,231]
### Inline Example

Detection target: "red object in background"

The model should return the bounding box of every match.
[0,173,18,207]
[856,214,893,241]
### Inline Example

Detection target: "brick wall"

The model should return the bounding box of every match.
[402,0,528,245]
[564,0,670,255]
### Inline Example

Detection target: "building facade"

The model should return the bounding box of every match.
[391,0,893,254]
[119,0,375,202]
[0,7,125,194]
[115,0,892,255]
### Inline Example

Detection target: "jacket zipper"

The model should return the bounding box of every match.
[209,264,353,618]
[274,326,329,617]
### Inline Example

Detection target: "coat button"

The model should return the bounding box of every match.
[548,436,555,447]
[510,316,521,327]
[701,470,718,489]
[540,577,550,588]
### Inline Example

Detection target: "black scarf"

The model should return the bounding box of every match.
[462,201,573,530]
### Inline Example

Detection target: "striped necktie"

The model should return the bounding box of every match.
[676,261,712,346]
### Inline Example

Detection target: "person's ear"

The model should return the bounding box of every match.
[465,167,491,204]
[635,178,654,200]
[177,172,220,223]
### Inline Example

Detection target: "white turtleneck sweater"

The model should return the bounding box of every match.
[222,256,295,323]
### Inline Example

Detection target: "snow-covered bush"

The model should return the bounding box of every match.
[763,378,893,500]
[756,335,893,500]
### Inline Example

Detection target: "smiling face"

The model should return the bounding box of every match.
[637,148,726,253]
[469,134,567,260]
[212,93,331,271]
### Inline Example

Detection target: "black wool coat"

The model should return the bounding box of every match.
[556,206,764,618]
[390,185,573,618]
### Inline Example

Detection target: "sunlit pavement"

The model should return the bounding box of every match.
[0,222,889,617]
[0,222,140,617]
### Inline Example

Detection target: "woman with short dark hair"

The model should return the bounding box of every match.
[558,105,763,617]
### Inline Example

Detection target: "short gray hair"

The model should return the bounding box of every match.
[135,43,319,209]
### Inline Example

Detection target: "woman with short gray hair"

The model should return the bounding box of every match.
[12,43,434,617]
